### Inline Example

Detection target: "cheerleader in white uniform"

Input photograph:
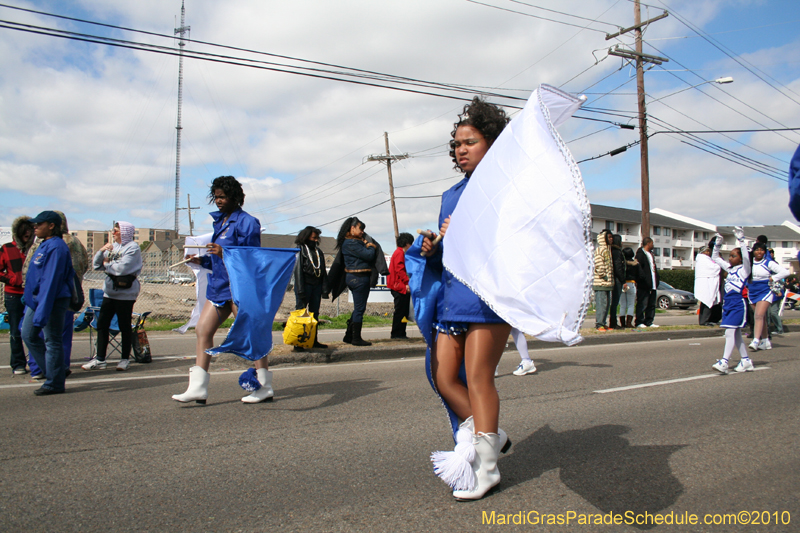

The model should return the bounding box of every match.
[747,242,789,351]
[711,228,753,374]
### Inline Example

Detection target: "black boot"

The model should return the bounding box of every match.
[313,330,328,349]
[351,322,372,346]
[343,319,353,344]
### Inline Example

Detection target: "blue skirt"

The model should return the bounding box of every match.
[721,291,747,329]
[747,280,773,304]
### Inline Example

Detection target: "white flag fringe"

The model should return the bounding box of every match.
[443,84,592,345]
[174,233,212,334]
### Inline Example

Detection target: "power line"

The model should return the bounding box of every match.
[462,0,609,33]
[505,0,621,28]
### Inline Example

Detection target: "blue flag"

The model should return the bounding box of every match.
[206,247,297,361]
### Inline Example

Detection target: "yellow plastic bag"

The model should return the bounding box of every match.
[283,308,318,349]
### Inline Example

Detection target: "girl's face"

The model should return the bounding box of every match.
[213,188,235,213]
[350,224,364,238]
[753,248,765,261]
[112,225,122,244]
[453,125,490,174]
[308,232,320,244]
[606,232,614,246]
[729,249,742,266]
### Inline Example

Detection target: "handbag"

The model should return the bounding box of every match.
[132,329,152,363]
[282,308,318,349]
[107,273,137,290]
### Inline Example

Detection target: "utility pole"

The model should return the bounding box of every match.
[173,0,190,234]
[177,193,200,236]
[366,132,409,240]
[606,2,668,239]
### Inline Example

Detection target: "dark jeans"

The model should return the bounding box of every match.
[391,290,410,338]
[96,297,135,360]
[295,282,323,321]
[5,294,26,371]
[346,273,371,323]
[22,297,69,392]
[636,289,657,327]
[609,281,622,326]
[28,311,74,376]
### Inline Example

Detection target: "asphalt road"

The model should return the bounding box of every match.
[1,328,797,532]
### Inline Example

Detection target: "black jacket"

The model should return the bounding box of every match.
[635,247,659,291]
[293,243,327,297]
[324,233,388,300]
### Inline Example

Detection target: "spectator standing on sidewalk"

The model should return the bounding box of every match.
[608,234,626,329]
[293,226,328,351]
[388,232,414,339]
[694,240,723,326]
[82,221,142,372]
[635,237,659,328]
[593,230,613,331]
[619,247,638,328]
[21,211,75,396]
[337,217,376,347]
[0,216,35,375]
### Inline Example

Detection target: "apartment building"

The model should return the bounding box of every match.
[69,230,110,257]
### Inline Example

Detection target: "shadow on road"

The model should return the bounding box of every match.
[500,424,685,530]
[272,378,389,411]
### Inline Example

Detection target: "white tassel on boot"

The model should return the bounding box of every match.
[171,366,209,404]
[241,369,274,403]
[452,432,502,501]
[431,420,476,491]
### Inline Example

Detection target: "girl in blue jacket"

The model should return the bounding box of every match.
[420,98,512,500]
[22,211,74,396]
[173,176,263,405]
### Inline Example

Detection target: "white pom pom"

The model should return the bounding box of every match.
[454,441,476,464]
[455,427,472,444]
[431,449,476,491]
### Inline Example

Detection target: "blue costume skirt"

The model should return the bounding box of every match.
[747,280,773,304]
[720,291,747,329]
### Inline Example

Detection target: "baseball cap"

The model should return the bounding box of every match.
[29,211,62,226]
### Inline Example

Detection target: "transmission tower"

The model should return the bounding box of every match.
[173,0,190,234]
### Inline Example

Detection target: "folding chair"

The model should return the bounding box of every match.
[86,288,151,362]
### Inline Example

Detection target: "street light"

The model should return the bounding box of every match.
[648,76,734,106]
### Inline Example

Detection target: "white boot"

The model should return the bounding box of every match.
[172,366,209,404]
[460,417,512,453]
[241,369,274,403]
[452,433,502,501]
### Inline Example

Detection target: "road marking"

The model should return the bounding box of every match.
[594,366,771,393]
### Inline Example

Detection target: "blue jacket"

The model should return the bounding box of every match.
[200,208,261,302]
[342,238,376,271]
[790,143,800,221]
[23,236,74,327]
[429,175,504,324]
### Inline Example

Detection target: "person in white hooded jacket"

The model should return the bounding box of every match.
[82,221,142,371]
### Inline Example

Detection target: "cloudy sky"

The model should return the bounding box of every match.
[1,0,799,248]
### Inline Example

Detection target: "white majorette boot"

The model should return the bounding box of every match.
[452,432,502,501]
[171,366,209,404]
[241,369,274,403]
[431,418,511,492]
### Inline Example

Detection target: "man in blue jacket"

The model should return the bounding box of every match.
[21,211,75,396]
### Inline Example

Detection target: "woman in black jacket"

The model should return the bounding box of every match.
[337,217,376,346]
[293,226,327,350]
[609,234,626,328]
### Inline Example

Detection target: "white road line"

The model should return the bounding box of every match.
[594,366,771,394]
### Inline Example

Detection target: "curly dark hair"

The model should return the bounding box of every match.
[396,232,414,248]
[208,176,245,208]
[295,226,322,246]
[449,97,510,172]
[335,217,364,251]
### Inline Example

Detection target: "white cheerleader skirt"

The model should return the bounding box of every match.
[721,291,748,329]
[747,280,773,304]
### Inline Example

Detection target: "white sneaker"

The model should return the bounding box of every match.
[759,339,772,350]
[712,359,729,375]
[116,359,130,371]
[82,358,107,370]
[637,324,647,329]
[649,324,660,328]
[748,340,760,352]
[13,368,28,375]
[494,365,499,377]
[512,360,537,376]
[734,358,754,372]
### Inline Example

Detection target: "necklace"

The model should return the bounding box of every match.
[304,244,322,277]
